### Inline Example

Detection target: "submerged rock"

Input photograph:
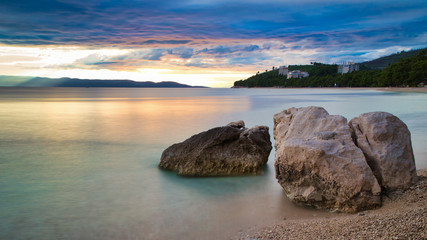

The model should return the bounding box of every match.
[159,121,272,176]
[349,112,417,191]
[273,106,382,213]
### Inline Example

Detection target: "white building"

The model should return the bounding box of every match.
[300,71,309,78]
[278,66,288,76]
[338,62,359,74]
[287,70,309,79]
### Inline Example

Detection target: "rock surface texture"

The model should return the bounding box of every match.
[159,121,272,176]
[349,112,417,190]
[274,106,418,212]
[273,107,383,213]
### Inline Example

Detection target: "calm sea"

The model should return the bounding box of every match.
[1,87,426,239]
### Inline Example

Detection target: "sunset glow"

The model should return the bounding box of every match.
[0,0,426,87]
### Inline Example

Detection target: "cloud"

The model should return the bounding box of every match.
[0,0,425,48]
[198,45,260,55]
[137,40,193,45]
[57,43,263,71]
[359,46,413,61]
[1,0,426,83]
[167,47,194,59]
[73,53,114,65]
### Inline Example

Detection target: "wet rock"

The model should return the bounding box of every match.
[273,106,381,213]
[159,121,272,176]
[349,112,417,191]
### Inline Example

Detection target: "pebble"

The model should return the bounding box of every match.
[235,170,427,240]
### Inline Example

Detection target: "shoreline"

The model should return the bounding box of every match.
[232,86,427,93]
[235,169,427,239]
[375,87,427,93]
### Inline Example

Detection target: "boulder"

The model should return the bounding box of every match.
[159,121,272,176]
[349,112,417,191]
[273,106,382,213]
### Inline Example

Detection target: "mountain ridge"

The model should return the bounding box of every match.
[0,76,208,88]
[361,47,427,69]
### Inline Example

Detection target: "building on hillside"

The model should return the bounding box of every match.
[300,71,309,78]
[338,62,359,74]
[278,66,288,76]
[287,70,309,79]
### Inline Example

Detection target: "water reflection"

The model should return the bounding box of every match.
[0,95,251,145]
[0,87,426,240]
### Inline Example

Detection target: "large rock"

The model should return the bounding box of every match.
[159,121,272,176]
[274,107,381,213]
[349,112,417,191]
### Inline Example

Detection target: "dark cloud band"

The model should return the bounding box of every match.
[0,0,426,70]
[1,0,425,47]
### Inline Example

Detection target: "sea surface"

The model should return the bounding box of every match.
[1,87,426,239]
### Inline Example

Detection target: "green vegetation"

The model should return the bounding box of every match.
[288,62,338,76]
[378,50,427,87]
[234,70,282,88]
[234,49,427,88]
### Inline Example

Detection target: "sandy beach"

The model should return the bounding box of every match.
[376,87,427,93]
[235,169,427,240]
[235,87,427,93]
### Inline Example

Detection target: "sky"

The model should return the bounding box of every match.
[0,0,426,87]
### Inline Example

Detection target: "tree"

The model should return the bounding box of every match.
[233,52,426,88]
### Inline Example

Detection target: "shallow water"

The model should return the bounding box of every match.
[1,87,426,239]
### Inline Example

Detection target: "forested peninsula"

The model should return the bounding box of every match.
[234,48,427,88]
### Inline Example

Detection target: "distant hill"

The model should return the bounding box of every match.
[233,63,338,88]
[0,76,207,88]
[361,48,427,69]
[233,48,427,88]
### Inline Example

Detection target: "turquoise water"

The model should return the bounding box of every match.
[1,87,426,239]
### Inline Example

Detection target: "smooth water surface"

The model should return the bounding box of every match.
[1,87,426,239]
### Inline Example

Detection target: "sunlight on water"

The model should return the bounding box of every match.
[0,87,426,239]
